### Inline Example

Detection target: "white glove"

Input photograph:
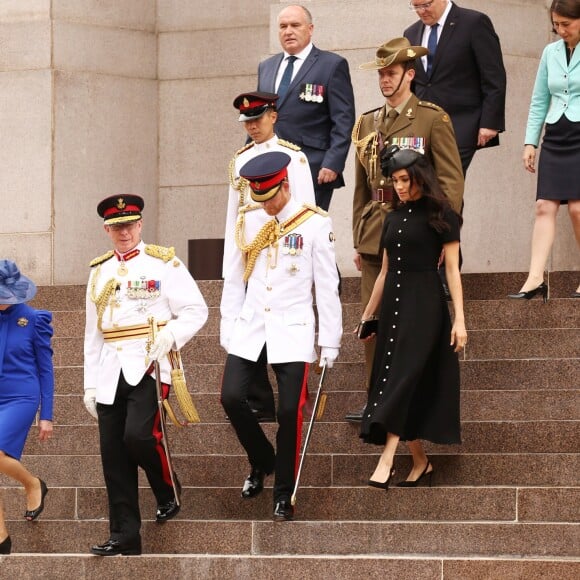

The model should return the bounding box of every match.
[148,327,175,361]
[320,347,339,369]
[84,388,98,419]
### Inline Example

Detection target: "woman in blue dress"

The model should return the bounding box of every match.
[0,260,54,555]
[358,146,467,490]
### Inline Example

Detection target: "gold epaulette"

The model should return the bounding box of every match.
[234,142,255,157]
[303,202,328,217]
[239,202,262,213]
[277,138,301,151]
[145,244,175,262]
[418,100,443,112]
[89,250,115,268]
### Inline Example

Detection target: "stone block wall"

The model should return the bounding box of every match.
[0,0,576,284]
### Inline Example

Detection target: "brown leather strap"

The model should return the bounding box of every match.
[371,188,393,203]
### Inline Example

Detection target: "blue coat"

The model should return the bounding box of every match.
[257,45,355,195]
[0,303,54,459]
[525,38,580,146]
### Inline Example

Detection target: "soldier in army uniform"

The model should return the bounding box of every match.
[223,92,316,422]
[347,37,463,422]
[83,195,208,555]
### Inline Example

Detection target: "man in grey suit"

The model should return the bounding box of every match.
[257,4,355,211]
[404,0,506,176]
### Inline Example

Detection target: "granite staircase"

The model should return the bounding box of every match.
[0,273,578,579]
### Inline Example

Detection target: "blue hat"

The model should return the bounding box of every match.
[0,260,37,304]
[239,151,291,202]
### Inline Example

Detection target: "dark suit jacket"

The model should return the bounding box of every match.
[404,3,506,151]
[258,45,355,195]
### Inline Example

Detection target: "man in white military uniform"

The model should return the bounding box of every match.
[220,151,342,521]
[83,194,208,556]
[224,91,315,422]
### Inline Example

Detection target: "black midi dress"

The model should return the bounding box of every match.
[360,196,462,446]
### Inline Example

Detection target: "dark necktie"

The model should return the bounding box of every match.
[426,23,439,76]
[385,108,398,131]
[277,55,297,98]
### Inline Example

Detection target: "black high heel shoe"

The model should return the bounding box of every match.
[24,478,48,521]
[572,291,580,298]
[368,467,395,492]
[397,461,434,487]
[0,535,12,554]
[508,282,548,303]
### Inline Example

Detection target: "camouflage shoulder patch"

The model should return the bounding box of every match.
[145,244,176,262]
[277,138,301,151]
[89,250,115,268]
[418,100,444,112]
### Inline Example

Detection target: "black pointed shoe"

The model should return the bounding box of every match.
[24,478,48,521]
[156,476,182,523]
[90,538,142,556]
[241,468,267,499]
[0,535,11,554]
[345,406,365,422]
[273,500,294,521]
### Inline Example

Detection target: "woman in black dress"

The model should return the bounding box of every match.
[511,0,580,300]
[358,146,467,489]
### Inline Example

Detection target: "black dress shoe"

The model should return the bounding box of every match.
[273,500,294,521]
[345,406,365,422]
[156,476,182,523]
[241,468,266,499]
[0,535,11,554]
[90,538,142,556]
[24,478,48,521]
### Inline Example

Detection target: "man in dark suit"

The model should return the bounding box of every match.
[404,0,506,176]
[257,4,355,211]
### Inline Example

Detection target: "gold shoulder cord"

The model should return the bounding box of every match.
[235,207,317,281]
[351,114,379,180]
[235,218,280,282]
[89,265,118,332]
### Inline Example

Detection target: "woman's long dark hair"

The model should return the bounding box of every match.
[390,155,463,232]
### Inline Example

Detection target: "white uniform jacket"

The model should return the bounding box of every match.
[84,241,208,404]
[221,198,342,364]
[222,135,315,279]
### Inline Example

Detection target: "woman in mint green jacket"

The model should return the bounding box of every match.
[510,0,580,301]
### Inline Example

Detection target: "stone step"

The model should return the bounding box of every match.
[28,271,580,311]
[0,519,578,558]
[3,453,579,488]
[49,324,580,368]
[1,483,578,524]
[52,358,580,395]
[51,387,579,425]
[19,420,580,457]
[49,297,580,339]
[0,555,577,580]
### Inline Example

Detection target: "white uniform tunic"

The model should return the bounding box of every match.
[84,240,208,404]
[221,198,342,364]
[222,135,315,279]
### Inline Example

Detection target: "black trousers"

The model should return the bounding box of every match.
[97,372,175,541]
[221,347,309,503]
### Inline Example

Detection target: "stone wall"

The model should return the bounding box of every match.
[0,0,576,284]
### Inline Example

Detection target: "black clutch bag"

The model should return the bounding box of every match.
[357,316,379,339]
